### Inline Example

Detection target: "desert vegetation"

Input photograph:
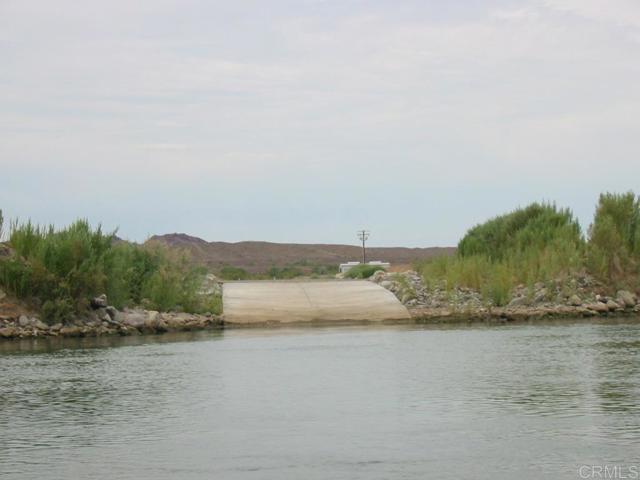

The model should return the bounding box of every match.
[0,217,221,323]
[217,263,337,280]
[343,264,386,279]
[416,192,640,306]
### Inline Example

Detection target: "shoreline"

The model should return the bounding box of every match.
[2,268,639,339]
[409,304,640,323]
[2,306,639,340]
[0,309,224,340]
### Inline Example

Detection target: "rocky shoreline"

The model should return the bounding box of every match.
[369,270,640,323]
[2,272,640,340]
[0,293,223,340]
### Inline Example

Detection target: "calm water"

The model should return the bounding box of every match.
[1,320,640,479]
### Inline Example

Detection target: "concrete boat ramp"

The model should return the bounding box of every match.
[222,280,411,325]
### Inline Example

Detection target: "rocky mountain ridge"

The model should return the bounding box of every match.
[148,233,455,272]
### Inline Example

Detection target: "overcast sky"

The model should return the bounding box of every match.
[1,0,639,246]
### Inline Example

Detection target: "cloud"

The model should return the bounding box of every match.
[542,0,640,29]
[138,143,189,151]
[1,0,639,244]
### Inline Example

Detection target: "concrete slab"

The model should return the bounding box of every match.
[223,280,411,324]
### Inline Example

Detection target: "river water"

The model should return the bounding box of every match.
[1,320,639,479]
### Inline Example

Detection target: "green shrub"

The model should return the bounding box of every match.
[344,264,385,279]
[0,219,218,321]
[312,264,339,276]
[198,293,223,315]
[267,266,303,279]
[218,265,250,280]
[481,263,512,306]
[458,202,582,260]
[417,202,585,304]
[587,191,640,287]
[41,298,73,325]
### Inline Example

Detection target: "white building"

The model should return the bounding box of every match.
[339,261,390,274]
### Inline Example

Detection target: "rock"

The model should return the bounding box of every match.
[0,288,6,301]
[508,296,528,308]
[577,306,597,317]
[533,289,548,304]
[568,295,582,307]
[18,315,30,327]
[400,293,414,304]
[91,294,108,309]
[50,323,63,331]
[616,290,637,308]
[122,310,146,328]
[380,281,393,289]
[606,300,621,311]
[199,274,223,295]
[0,243,12,258]
[143,311,160,331]
[96,308,111,322]
[165,314,187,330]
[0,327,17,338]
[105,306,119,321]
[153,317,167,332]
[370,270,387,283]
[33,319,49,330]
[587,302,609,313]
[59,326,82,337]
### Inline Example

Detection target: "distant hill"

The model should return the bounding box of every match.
[148,233,456,273]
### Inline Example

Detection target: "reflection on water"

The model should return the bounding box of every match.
[1,319,639,480]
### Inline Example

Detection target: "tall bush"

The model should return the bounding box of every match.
[587,192,640,286]
[418,202,585,305]
[0,219,219,322]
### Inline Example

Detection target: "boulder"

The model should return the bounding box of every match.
[533,289,548,304]
[91,294,108,309]
[587,302,609,313]
[0,327,17,338]
[577,306,597,317]
[143,311,160,331]
[33,319,49,330]
[59,326,82,337]
[96,308,112,322]
[606,300,621,311]
[616,290,637,308]
[165,314,189,330]
[105,306,119,321]
[568,295,582,307]
[121,310,146,328]
[18,315,30,327]
[508,296,528,308]
[156,318,169,332]
[370,270,387,283]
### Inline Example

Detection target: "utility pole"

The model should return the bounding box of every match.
[357,230,370,264]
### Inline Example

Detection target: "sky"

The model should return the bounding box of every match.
[1,0,639,247]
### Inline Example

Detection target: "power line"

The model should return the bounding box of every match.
[357,229,370,264]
